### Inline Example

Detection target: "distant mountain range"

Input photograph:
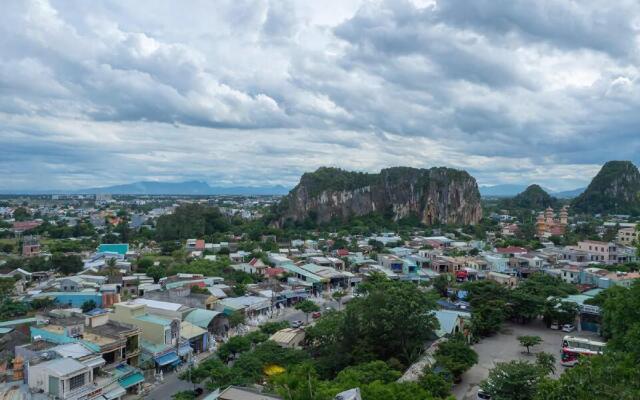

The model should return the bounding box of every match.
[479,184,585,198]
[0,180,291,196]
[0,179,585,198]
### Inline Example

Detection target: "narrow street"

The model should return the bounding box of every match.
[142,294,348,399]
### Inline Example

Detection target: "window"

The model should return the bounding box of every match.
[68,373,85,390]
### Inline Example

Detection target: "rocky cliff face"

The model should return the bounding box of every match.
[572,161,640,214]
[275,167,482,226]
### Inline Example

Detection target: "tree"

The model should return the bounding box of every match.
[155,204,229,241]
[535,352,556,375]
[508,291,544,324]
[480,360,544,400]
[418,368,453,399]
[535,353,640,400]
[333,361,401,387]
[106,257,117,268]
[81,300,97,313]
[434,335,478,381]
[518,336,542,355]
[516,273,578,298]
[146,265,165,283]
[260,321,290,335]
[160,241,182,255]
[332,290,346,310]
[30,297,55,311]
[228,310,246,328]
[51,253,83,275]
[0,278,17,297]
[341,279,438,366]
[137,257,154,271]
[217,336,251,362]
[304,310,348,377]
[13,207,31,221]
[295,299,320,323]
[172,391,196,400]
[470,303,507,337]
[232,283,247,297]
[432,274,450,297]
[542,298,579,327]
[0,299,29,320]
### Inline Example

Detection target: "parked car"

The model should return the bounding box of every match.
[291,320,304,328]
[312,311,322,319]
[476,389,491,400]
[550,322,560,330]
[562,324,575,332]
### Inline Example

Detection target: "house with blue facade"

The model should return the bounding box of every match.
[31,291,103,308]
[97,243,129,256]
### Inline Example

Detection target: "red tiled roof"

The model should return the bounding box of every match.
[496,246,528,254]
[264,267,285,277]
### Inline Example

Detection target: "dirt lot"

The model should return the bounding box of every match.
[452,320,601,400]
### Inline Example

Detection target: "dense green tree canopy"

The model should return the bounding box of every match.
[535,353,640,400]
[51,253,83,275]
[434,335,478,380]
[155,204,230,241]
[481,360,548,400]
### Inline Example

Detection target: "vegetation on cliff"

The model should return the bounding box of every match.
[274,166,482,227]
[572,161,640,215]
[297,167,379,197]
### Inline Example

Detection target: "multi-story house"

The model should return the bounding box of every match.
[109,302,188,372]
[616,226,638,246]
[575,240,617,264]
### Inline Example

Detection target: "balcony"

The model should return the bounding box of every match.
[63,382,102,400]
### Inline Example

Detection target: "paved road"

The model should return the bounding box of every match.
[144,370,195,400]
[452,320,601,400]
[143,351,214,399]
[270,297,344,325]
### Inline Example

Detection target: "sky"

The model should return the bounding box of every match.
[2,0,640,192]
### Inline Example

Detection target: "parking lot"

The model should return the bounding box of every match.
[452,320,601,400]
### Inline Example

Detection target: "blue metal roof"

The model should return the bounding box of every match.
[136,314,172,326]
[119,372,144,389]
[178,343,192,356]
[184,309,223,328]
[155,351,179,366]
[98,244,129,255]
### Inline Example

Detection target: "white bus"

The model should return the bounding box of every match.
[560,335,606,366]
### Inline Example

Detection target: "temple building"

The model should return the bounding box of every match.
[536,206,569,237]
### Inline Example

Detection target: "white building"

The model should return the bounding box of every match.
[28,358,95,400]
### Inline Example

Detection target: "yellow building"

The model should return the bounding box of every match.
[110,302,179,347]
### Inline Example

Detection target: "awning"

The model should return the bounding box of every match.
[178,343,193,356]
[103,384,127,399]
[118,372,144,389]
[155,351,179,366]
